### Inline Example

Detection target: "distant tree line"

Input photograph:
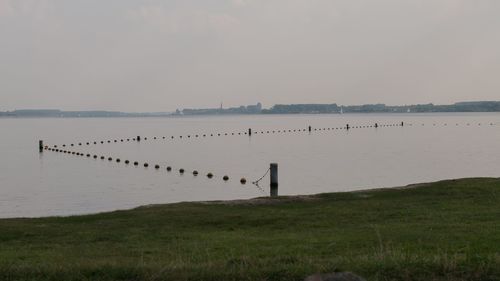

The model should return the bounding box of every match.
[261,101,500,114]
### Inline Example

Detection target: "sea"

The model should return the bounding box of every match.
[1,113,499,218]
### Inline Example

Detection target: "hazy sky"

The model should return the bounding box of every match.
[1,0,499,111]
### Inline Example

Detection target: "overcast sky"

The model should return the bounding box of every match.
[1,0,499,112]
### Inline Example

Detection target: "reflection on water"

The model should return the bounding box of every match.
[0,113,499,218]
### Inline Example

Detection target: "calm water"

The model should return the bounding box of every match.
[1,113,499,218]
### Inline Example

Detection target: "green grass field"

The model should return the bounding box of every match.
[1,178,500,281]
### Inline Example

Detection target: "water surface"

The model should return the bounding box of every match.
[1,113,499,218]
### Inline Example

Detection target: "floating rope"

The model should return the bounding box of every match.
[252,167,270,187]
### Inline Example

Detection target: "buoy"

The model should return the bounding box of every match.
[108,157,112,161]
[78,143,82,146]
[86,154,90,157]
[121,139,124,142]
[155,165,160,169]
[144,163,149,167]
[114,140,117,143]
[116,159,121,163]
[94,155,97,159]
[154,137,157,140]
[240,178,247,184]
[94,142,97,144]
[134,161,138,166]
[101,141,104,144]
[179,168,185,174]
[101,156,105,159]
[207,173,213,178]
[71,144,74,146]
[223,175,229,181]
[125,160,129,164]
[166,166,172,171]
[86,142,89,145]
[193,170,198,176]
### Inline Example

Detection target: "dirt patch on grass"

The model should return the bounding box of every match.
[198,195,322,206]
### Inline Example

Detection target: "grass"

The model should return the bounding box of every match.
[1,178,500,281]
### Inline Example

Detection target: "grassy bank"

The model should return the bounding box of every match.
[1,178,500,281]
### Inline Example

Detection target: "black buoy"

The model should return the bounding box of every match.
[101,156,105,159]
[207,173,214,178]
[134,161,139,166]
[144,163,149,167]
[223,175,229,181]
[179,168,185,174]
[86,154,90,157]
[116,159,121,163]
[108,157,112,161]
[125,160,130,164]
[193,170,198,176]
[240,178,247,184]
[166,166,172,171]
[155,164,160,169]
[94,155,97,159]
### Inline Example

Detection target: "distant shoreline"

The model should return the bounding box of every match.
[1,111,500,119]
[2,101,500,117]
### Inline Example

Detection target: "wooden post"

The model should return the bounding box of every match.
[375,123,378,128]
[401,121,404,126]
[346,124,350,130]
[308,125,312,132]
[39,140,43,152]
[248,128,252,136]
[270,163,278,197]
[137,136,141,141]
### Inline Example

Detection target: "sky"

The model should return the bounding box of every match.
[1,0,499,112]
